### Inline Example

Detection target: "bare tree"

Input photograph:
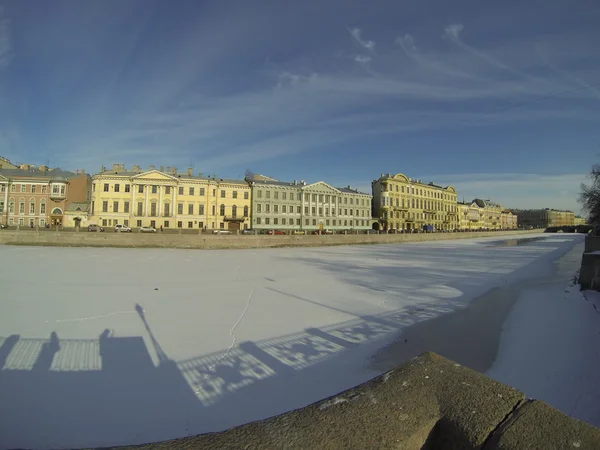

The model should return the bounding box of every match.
[244,169,254,180]
[579,163,600,226]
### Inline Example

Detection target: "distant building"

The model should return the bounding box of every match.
[513,208,575,228]
[247,176,372,232]
[372,173,458,232]
[0,157,19,170]
[501,209,518,230]
[0,166,90,227]
[574,216,588,226]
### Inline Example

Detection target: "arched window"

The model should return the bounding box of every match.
[219,204,225,216]
[29,201,35,215]
[243,205,249,217]
[51,207,63,215]
[40,200,46,214]
[8,199,15,213]
[232,205,237,217]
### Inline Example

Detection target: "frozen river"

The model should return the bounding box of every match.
[0,234,586,449]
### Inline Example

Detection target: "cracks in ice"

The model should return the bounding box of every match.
[195,265,254,395]
[47,310,138,324]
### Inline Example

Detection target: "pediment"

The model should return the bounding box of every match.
[302,181,340,195]
[132,170,178,182]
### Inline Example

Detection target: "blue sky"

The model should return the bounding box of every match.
[0,0,599,212]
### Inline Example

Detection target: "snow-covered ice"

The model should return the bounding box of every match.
[0,233,590,449]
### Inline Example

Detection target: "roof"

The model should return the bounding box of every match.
[249,178,305,188]
[337,187,371,196]
[94,169,247,185]
[0,168,79,180]
[65,202,90,212]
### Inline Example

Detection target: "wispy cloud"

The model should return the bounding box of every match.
[348,27,376,52]
[0,7,12,68]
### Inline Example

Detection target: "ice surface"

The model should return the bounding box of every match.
[0,234,586,449]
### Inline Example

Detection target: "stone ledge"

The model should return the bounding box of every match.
[102,352,600,450]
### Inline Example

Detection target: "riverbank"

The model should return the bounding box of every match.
[0,228,541,249]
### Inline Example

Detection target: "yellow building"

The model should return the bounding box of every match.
[574,216,588,226]
[457,201,485,230]
[89,164,251,231]
[372,173,458,232]
[473,199,504,230]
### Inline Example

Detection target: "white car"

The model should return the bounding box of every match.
[212,229,232,235]
[139,226,157,233]
[115,224,132,232]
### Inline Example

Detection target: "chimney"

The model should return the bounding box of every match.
[40,165,47,172]
[113,164,119,171]
[81,169,85,175]
[187,168,193,176]
[348,185,352,190]
[22,164,30,171]
[75,169,79,175]
[160,166,164,172]
[119,164,125,171]
[166,166,171,173]
[150,164,155,170]
[198,172,203,177]
[173,167,177,174]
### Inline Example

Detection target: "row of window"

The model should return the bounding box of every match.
[381,197,458,212]
[97,183,249,199]
[95,200,249,217]
[255,217,370,227]
[384,211,458,221]
[0,184,65,195]
[382,184,455,200]
[0,200,47,215]
[255,190,370,206]
[255,203,370,217]
[7,218,46,227]
[100,218,234,230]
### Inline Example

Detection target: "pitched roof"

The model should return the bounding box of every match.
[66,202,90,212]
[0,168,79,179]
[337,187,371,196]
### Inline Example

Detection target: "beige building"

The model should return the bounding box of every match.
[248,176,372,232]
[472,199,504,230]
[0,166,90,227]
[372,173,458,232]
[89,164,251,231]
[514,208,575,228]
[501,210,518,229]
[574,216,588,226]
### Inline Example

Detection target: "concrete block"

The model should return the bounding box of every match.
[579,252,600,290]
[585,236,600,253]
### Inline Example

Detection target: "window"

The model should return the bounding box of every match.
[325,208,328,215]
[319,207,323,216]
[220,204,225,216]
[40,202,46,214]
[102,201,108,213]
[311,207,316,215]
[150,220,156,228]
[282,192,287,200]
[124,201,130,213]
[326,220,330,226]
[319,194,323,202]
[188,204,194,215]
[151,203,157,216]
[138,185,144,193]
[257,204,262,213]
[39,219,45,227]
[178,187,184,195]
[257,217,262,225]
[232,205,237,217]
[212,205,216,215]
[266,204,271,213]
[333,219,336,226]
[305,219,309,225]
[31,185,37,193]
[200,188,205,196]
[213,189,216,196]
[297,206,301,214]
[233,191,238,199]
[257,190,262,198]
[312,219,317,225]
[220,222,225,229]
[125,184,131,193]
[19,185,26,193]
[137,220,142,227]
[10,184,16,192]
[29,202,35,214]
[137,202,143,216]
[165,186,171,194]
[19,218,24,226]
[124,220,129,227]
[266,191,270,199]
[265,218,270,225]
[177,203,183,214]
[274,192,278,199]
[152,186,158,194]
[244,205,248,217]
[282,205,287,213]
[189,187,194,195]
[297,193,302,201]
[0,184,5,193]
[164,203,170,216]
[9,218,13,225]
[177,221,182,228]
[114,184,120,193]
[188,222,193,228]
[221,190,226,198]
[42,186,47,193]
[0,201,3,213]
[274,218,278,225]
[199,205,205,215]
[113,201,120,212]
[104,183,109,192]
[296,219,301,225]
[312,194,316,201]
[282,218,287,225]
[164,221,169,228]
[305,206,309,214]
[274,205,279,214]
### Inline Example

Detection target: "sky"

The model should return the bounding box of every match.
[0,0,599,212]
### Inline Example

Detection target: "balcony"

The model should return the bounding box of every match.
[224,215,246,222]
[49,181,67,201]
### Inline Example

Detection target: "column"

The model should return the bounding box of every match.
[158,185,163,217]
[131,183,136,223]
[172,184,177,217]
[3,183,7,223]
[145,185,149,216]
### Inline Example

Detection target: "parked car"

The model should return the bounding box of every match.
[114,224,132,232]
[213,229,232,235]
[267,230,285,235]
[313,229,335,235]
[87,224,105,232]
[366,229,379,234]
[139,226,157,233]
[292,230,306,235]
[241,229,256,235]
[0,224,8,229]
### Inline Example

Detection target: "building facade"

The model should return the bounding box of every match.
[89,165,251,231]
[472,199,504,230]
[574,216,588,226]
[501,210,518,229]
[0,166,90,227]
[372,173,458,232]
[248,177,372,232]
[514,209,575,228]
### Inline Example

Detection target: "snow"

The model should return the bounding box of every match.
[0,233,589,449]
[487,240,600,428]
